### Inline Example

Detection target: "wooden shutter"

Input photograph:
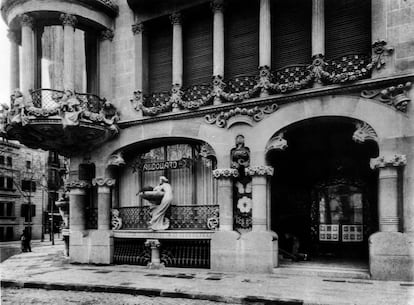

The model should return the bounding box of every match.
[224,0,259,79]
[271,0,312,69]
[183,4,213,87]
[325,0,371,59]
[147,16,173,93]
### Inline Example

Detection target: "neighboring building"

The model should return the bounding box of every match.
[2,0,414,282]
[0,138,47,241]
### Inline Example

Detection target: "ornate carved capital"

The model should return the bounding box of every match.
[245,166,274,177]
[7,29,19,44]
[145,239,161,248]
[132,22,144,35]
[370,154,407,169]
[361,82,412,112]
[20,14,34,28]
[369,40,394,71]
[309,54,328,84]
[266,132,288,152]
[352,122,378,144]
[257,66,272,96]
[170,83,183,111]
[99,29,114,42]
[211,0,224,12]
[92,177,116,187]
[170,12,182,25]
[130,90,143,111]
[205,104,278,128]
[60,13,77,27]
[65,180,91,189]
[107,152,125,167]
[212,168,239,179]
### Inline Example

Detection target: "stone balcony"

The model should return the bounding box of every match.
[4,89,119,156]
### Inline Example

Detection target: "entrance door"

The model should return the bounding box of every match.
[268,118,378,262]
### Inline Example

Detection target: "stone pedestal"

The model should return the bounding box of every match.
[92,178,116,230]
[213,169,237,231]
[89,230,114,264]
[145,239,164,269]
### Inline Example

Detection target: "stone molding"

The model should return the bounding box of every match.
[145,239,161,248]
[107,152,125,167]
[370,154,407,169]
[211,0,224,12]
[361,82,412,112]
[352,122,378,144]
[20,14,34,28]
[245,166,274,177]
[65,180,91,189]
[170,12,182,25]
[266,132,288,152]
[132,22,144,35]
[99,29,114,42]
[92,177,116,187]
[212,168,239,179]
[60,13,78,27]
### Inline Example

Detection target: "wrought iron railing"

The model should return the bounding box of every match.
[118,205,219,230]
[113,238,150,265]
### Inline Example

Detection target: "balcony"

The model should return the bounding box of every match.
[5,89,119,156]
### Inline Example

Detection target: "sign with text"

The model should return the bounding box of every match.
[142,158,191,172]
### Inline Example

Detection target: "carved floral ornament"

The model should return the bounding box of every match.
[361,82,412,112]
[212,168,239,179]
[352,122,378,144]
[65,180,91,189]
[370,154,407,169]
[107,152,126,167]
[145,239,161,248]
[131,40,395,118]
[245,166,274,177]
[266,132,288,152]
[92,177,116,187]
[132,22,144,35]
[60,13,78,27]
[99,29,114,42]
[20,14,34,28]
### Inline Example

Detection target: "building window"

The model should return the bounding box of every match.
[147,16,173,93]
[0,227,14,241]
[26,160,32,170]
[0,156,4,165]
[136,143,217,206]
[6,157,12,167]
[0,202,14,217]
[21,204,36,222]
[21,180,36,192]
[224,0,259,79]
[6,177,13,190]
[271,0,312,69]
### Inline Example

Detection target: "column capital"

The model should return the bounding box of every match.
[245,166,274,177]
[370,154,407,169]
[211,0,224,12]
[60,13,77,27]
[65,180,91,189]
[99,29,114,42]
[92,177,116,187]
[132,22,144,35]
[170,12,182,25]
[213,168,239,179]
[20,14,34,28]
[107,152,126,167]
[145,239,161,248]
[7,29,19,44]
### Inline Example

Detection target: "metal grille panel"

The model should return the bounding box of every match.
[113,238,150,265]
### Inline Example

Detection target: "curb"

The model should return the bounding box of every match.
[1,279,305,304]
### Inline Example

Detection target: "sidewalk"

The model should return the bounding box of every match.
[1,245,413,305]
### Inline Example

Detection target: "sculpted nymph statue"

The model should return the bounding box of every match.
[139,176,173,231]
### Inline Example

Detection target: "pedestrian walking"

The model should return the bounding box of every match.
[20,228,32,252]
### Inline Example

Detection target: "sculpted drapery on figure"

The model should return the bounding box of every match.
[139,176,173,231]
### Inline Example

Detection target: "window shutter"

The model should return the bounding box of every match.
[271,0,312,69]
[224,0,259,79]
[325,0,371,59]
[147,16,173,93]
[183,4,213,88]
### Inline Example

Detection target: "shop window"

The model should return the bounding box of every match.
[325,0,371,59]
[137,143,217,206]
[147,16,173,93]
[224,0,259,79]
[271,0,312,69]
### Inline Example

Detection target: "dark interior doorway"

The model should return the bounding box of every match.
[267,117,378,262]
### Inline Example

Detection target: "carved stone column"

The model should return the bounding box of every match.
[20,14,34,98]
[92,178,115,230]
[211,0,224,105]
[145,239,163,269]
[312,0,325,57]
[213,168,238,231]
[171,12,183,88]
[370,154,406,232]
[259,0,271,68]
[99,29,114,100]
[132,22,146,117]
[60,13,77,91]
[246,166,274,231]
[66,180,90,231]
[7,30,20,93]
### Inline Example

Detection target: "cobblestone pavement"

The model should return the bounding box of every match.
[2,288,237,305]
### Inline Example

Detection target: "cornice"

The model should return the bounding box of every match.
[118,73,414,129]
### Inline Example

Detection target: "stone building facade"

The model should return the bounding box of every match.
[2,0,414,281]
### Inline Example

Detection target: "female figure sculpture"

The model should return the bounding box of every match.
[139,176,173,231]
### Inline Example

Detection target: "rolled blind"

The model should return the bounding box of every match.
[224,0,259,79]
[325,0,371,59]
[183,4,213,87]
[271,0,312,69]
[147,16,172,93]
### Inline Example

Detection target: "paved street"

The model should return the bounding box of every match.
[2,288,237,305]
[1,244,413,305]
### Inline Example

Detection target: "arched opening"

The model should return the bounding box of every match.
[266,117,379,266]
